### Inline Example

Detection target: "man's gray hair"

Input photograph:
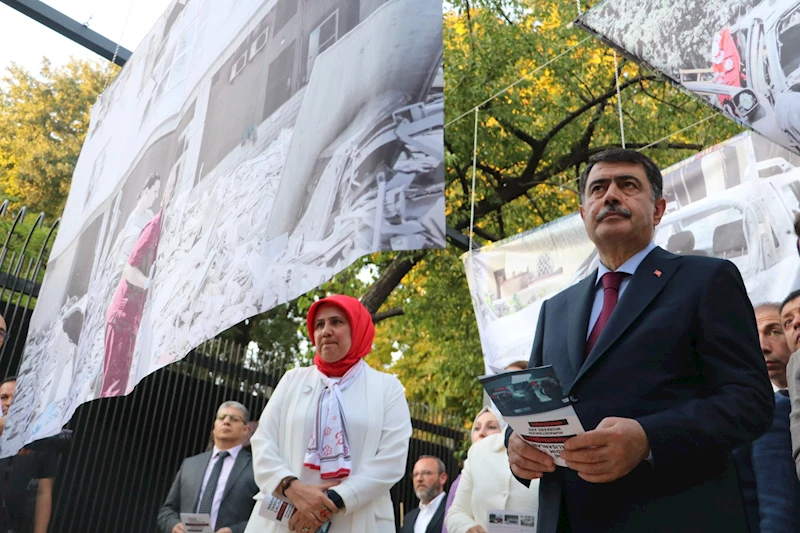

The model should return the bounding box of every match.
[417,455,446,474]
[218,400,249,423]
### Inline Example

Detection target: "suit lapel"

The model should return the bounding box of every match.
[565,271,596,387]
[574,247,680,387]
[191,452,213,510]
[427,496,447,533]
[221,449,250,501]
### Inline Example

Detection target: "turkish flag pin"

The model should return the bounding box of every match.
[654,269,662,277]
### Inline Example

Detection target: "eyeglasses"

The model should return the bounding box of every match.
[0,331,7,340]
[216,413,244,424]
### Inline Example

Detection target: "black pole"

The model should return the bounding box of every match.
[0,0,132,66]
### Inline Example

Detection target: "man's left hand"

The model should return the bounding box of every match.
[215,528,232,533]
[560,417,650,483]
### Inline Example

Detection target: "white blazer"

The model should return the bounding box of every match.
[244,363,412,533]
[445,433,539,533]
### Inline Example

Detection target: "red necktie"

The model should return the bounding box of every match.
[585,272,626,357]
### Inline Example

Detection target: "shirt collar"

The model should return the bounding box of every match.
[419,490,446,510]
[596,241,656,286]
[212,444,242,460]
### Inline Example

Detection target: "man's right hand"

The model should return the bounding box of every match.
[171,523,185,533]
[507,431,556,479]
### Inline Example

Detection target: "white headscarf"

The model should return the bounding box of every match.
[471,405,507,434]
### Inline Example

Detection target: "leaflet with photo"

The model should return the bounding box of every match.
[487,509,537,532]
[258,496,331,533]
[179,513,212,533]
[480,365,585,467]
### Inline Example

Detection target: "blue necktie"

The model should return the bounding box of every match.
[198,451,229,514]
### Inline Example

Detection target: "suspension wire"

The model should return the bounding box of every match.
[613,50,626,148]
[469,108,479,253]
[444,36,593,129]
[103,0,136,91]
[83,0,105,27]
[461,114,721,241]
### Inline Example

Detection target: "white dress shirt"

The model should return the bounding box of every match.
[588,241,656,336]
[414,490,445,533]
[198,444,242,529]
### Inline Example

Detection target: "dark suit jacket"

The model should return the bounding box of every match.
[402,494,446,533]
[734,392,800,533]
[510,247,774,533]
[156,448,258,533]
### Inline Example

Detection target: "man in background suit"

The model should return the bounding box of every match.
[157,401,258,533]
[506,148,773,533]
[403,456,447,533]
[734,302,800,533]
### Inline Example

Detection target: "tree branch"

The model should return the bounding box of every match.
[542,74,658,145]
[372,307,404,324]
[361,250,427,314]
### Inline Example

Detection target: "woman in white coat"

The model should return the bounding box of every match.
[245,294,412,533]
[445,430,539,533]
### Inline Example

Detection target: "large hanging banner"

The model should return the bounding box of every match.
[576,0,800,155]
[1,0,444,456]
[464,132,800,371]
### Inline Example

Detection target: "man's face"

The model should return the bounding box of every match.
[0,315,7,350]
[783,296,800,353]
[412,458,446,504]
[579,161,666,250]
[0,380,15,417]
[757,307,792,388]
[212,407,248,447]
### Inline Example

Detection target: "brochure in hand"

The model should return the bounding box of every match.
[479,365,585,466]
[258,496,332,533]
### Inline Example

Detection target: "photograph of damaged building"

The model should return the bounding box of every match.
[5,0,444,463]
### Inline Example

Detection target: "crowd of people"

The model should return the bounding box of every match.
[6,147,800,533]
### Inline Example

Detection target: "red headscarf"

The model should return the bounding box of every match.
[307,294,375,377]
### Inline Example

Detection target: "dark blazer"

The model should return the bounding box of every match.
[510,247,774,533]
[157,448,259,533]
[402,494,446,533]
[734,392,800,533]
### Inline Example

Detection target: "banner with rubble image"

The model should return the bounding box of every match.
[463,132,800,372]
[576,0,800,156]
[1,0,444,456]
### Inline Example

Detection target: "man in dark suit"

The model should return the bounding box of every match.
[506,148,774,533]
[403,456,447,533]
[157,401,259,533]
[734,302,800,533]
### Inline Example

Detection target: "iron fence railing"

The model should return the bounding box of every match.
[0,204,469,532]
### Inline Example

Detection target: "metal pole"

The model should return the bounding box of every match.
[0,0,132,66]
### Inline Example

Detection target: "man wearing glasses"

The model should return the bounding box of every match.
[157,401,258,533]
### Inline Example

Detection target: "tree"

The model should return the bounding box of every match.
[0,58,111,219]
[359,0,745,421]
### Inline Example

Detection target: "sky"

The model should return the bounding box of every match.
[0,0,173,75]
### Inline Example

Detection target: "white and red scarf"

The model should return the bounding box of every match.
[303,360,365,479]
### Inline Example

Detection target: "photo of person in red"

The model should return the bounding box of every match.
[100,170,177,398]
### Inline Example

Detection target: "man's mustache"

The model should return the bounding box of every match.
[596,204,632,222]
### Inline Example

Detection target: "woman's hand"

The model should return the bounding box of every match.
[285,480,340,531]
[466,527,487,533]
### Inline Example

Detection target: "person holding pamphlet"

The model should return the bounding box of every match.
[505,149,773,533]
[244,294,412,533]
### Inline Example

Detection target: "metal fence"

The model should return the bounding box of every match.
[0,204,469,532]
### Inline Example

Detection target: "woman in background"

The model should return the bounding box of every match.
[442,407,504,533]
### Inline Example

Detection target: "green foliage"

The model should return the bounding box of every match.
[0,58,112,219]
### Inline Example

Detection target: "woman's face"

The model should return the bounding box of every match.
[313,304,352,364]
[141,180,161,209]
[472,411,501,443]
